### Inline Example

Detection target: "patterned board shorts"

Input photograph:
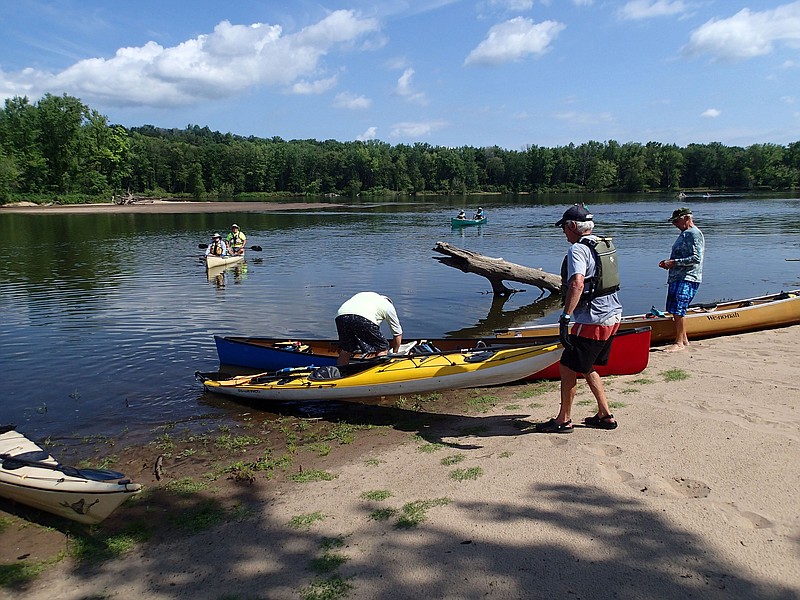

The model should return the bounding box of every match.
[335,314,388,354]
[666,280,700,316]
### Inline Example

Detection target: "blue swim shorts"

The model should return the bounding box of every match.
[666,280,700,316]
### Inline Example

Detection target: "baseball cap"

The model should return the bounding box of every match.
[668,207,692,222]
[555,204,593,227]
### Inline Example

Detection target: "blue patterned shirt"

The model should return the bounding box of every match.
[668,226,704,284]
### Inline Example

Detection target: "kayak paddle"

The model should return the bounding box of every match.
[198,243,262,251]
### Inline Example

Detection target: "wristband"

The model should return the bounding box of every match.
[560,313,571,320]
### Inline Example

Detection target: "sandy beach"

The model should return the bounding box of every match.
[2,324,799,600]
[0,199,339,214]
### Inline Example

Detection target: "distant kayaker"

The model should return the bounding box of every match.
[205,233,228,257]
[456,210,467,219]
[226,224,247,255]
[335,292,403,365]
[473,207,484,219]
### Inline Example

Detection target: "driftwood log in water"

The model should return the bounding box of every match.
[432,241,562,296]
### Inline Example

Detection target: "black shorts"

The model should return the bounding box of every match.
[335,314,388,354]
[560,335,614,375]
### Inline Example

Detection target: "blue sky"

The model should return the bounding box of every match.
[1,1,798,150]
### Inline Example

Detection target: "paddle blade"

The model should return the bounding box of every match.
[198,243,209,249]
[250,245,262,251]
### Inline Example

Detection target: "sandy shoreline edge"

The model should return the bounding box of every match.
[0,200,340,215]
[1,324,798,599]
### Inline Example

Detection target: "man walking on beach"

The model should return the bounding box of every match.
[659,207,704,352]
[536,204,623,433]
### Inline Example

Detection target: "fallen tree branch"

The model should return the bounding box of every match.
[432,241,562,296]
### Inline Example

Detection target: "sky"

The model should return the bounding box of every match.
[1,0,799,150]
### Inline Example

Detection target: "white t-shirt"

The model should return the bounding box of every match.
[337,292,403,336]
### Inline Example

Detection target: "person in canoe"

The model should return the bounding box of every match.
[335,291,403,365]
[456,209,467,220]
[659,207,705,352]
[205,233,228,257]
[226,223,247,255]
[472,207,484,220]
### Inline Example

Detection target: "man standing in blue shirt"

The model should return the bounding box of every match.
[659,207,705,352]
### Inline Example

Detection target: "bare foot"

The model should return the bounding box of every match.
[663,344,687,353]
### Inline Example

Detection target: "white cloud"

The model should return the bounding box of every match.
[464,17,566,66]
[619,1,688,21]
[291,76,338,95]
[701,108,721,118]
[0,10,380,107]
[389,121,447,138]
[394,68,427,104]
[356,126,378,141]
[684,3,800,61]
[333,92,372,109]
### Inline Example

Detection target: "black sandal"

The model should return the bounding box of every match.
[584,414,618,430]
[535,418,573,434]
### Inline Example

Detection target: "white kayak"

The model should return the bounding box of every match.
[205,253,245,269]
[0,428,142,524]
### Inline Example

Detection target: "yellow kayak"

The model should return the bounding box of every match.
[197,342,562,402]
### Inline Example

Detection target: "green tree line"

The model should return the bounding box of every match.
[1,93,799,203]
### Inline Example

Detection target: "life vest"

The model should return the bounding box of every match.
[210,240,225,256]
[227,232,245,249]
[560,236,620,304]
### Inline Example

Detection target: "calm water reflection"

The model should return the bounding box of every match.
[1,193,798,447]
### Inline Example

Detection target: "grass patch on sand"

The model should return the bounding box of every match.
[300,575,354,600]
[465,394,500,413]
[515,382,558,398]
[0,560,54,588]
[68,521,151,563]
[288,469,337,483]
[219,449,295,482]
[289,512,328,530]
[440,454,466,466]
[396,498,451,528]
[214,434,262,452]
[360,489,393,501]
[163,477,210,496]
[364,458,385,466]
[310,552,349,574]
[449,467,483,481]
[170,499,230,533]
[369,508,398,521]
[663,368,690,382]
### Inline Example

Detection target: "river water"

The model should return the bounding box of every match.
[1,193,798,448]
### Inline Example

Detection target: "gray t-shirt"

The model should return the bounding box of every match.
[566,236,623,325]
